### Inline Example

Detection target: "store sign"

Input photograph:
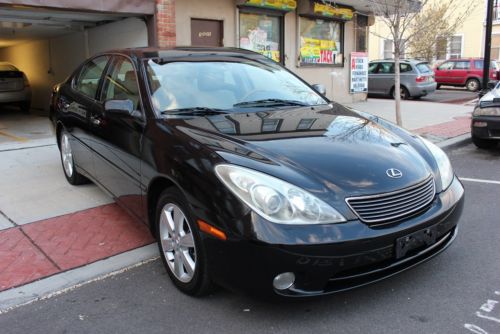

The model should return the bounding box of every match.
[300,37,340,65]
[350,52,368,93]
[313,3,353,20]
[244,0,297,11]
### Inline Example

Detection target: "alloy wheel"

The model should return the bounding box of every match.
[159,203,197,283]
[61,133,74,177]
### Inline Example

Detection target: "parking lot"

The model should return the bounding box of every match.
[0,136,499,333]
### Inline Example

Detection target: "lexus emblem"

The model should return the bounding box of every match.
[386,168,403,179]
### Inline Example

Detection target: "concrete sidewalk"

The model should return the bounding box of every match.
[0,99,474,311]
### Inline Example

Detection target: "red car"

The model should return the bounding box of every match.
[434,58,499,92]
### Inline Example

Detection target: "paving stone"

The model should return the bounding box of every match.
[0,228,59,291]
[23,204,154,271]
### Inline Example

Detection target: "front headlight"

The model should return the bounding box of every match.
[215,164,346,225]
[473,105,500,116]
[420,137,454,190]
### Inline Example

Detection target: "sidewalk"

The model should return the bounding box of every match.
[0,100,474,310]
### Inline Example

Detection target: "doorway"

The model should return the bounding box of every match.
[191,19,223,47]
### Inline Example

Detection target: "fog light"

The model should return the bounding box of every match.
[273,272,295,291]
[473,121,488,128]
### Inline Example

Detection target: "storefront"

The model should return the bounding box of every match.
[173,0,373,103]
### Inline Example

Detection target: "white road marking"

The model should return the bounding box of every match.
[481,300,499,313]
[460,178,500,185]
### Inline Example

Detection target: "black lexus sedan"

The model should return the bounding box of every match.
[50,47,464,298]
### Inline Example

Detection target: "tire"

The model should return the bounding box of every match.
[19,101,31,113]
[59,130,88,185]
[472,135,498,149]
[156,187,213,296]
[466,78,481,92]
[392,86,410,100]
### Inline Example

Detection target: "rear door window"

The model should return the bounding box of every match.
[74,56,109,99]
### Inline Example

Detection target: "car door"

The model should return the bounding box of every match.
[89,55,145,219]
[451,60,470,85]
[59,55,110,178]
[434,61,454,84]
[368,62,381,94]
[374,62,395,95]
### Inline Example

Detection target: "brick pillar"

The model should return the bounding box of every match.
[156,0,176,47]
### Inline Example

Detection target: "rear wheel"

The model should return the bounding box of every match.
[156,187,213,296]
[466,78,480,92]
[59,130,88,185]
[472,135,498,149]
[19,101,31,113]
[392,86,410,100]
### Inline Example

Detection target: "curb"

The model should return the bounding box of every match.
[0,243,158,314]
[437,133,471,151]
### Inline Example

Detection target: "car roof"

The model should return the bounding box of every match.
[369,59,428,64]
[97,47,265,60]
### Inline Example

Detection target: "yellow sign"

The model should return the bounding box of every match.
[300,37,338,64]
[313,3,353,20]
[245,0,297,11]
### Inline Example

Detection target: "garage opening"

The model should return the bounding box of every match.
[0,5,153,117]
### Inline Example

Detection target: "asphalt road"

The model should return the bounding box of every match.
[1,143,500,334]
[371,87,478,104]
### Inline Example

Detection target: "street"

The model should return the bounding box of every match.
[370,87,478,104]
[0,143,499,334]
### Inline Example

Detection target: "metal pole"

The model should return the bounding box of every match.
[482,0,495,94]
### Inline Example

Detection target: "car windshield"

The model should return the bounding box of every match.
[416,63,433,74]
[145,58,328,114]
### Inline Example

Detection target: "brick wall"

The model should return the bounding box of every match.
[156,0,176,47]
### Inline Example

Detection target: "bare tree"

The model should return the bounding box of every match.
[368,0,478,126]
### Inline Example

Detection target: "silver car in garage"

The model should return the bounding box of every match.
[368,59,436,100]
[0,62,31,113]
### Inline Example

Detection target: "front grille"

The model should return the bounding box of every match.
[346,176,435,225]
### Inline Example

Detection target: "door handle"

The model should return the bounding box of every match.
[90,115,102,126]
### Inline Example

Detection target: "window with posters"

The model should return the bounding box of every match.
[239,12,283,63]
[298,16,343,66]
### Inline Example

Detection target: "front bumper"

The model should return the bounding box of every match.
[471,116,500,139]
[204,177,464,297]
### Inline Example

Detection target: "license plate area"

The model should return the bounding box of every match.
[395,226,438,259]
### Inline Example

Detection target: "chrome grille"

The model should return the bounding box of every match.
[346,176,435,225]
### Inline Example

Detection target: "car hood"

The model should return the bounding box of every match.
[167,103,433,203]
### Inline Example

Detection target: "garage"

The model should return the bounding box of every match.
[0,1,155,121]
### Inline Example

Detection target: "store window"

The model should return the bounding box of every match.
[239,12,282,63]
[383,39,393,59]
[299,17,343,66]
[355,14,368,52]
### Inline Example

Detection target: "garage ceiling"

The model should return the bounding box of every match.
[0,6,145,48]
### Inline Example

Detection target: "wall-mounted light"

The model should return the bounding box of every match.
[0,22,32,29]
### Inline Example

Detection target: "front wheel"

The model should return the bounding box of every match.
[156,187,213,296]
[472,135,498,149]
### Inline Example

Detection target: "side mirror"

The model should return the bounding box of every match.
[104,99,134,116]
[312,84,326,95]
[487,80,497,90]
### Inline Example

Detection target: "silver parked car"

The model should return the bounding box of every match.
[0,62,31,113]
[368,59,436,100]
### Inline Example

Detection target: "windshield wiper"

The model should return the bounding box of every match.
[233,99,308,108]
[161,107,227,116]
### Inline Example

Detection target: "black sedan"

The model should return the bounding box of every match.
[50,47,464,298]
[472,82,500,149]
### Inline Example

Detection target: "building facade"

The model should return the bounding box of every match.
[368,0,485,63]
[0,0,381,113]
